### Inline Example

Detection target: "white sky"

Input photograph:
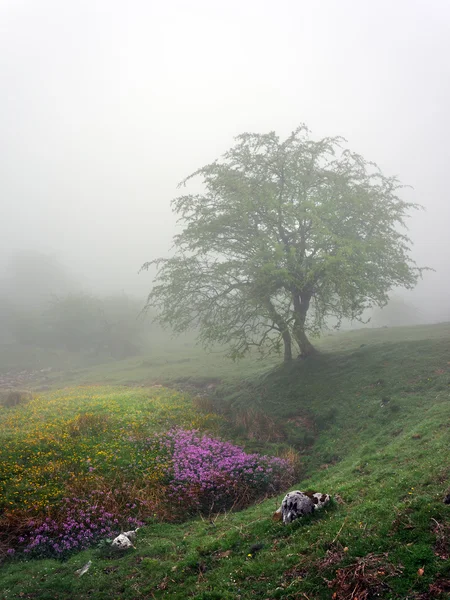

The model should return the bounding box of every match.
[1,0,449,316]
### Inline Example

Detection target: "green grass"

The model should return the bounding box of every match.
[39,322,450,388]
[1,323,450,599]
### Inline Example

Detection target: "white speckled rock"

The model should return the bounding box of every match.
[111,529,139,549]
[122,529,139,543]
[281,491,314,524]
[273,491,331,524]
[310,492,331,510]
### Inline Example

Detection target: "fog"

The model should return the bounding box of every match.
[1,0,449,323]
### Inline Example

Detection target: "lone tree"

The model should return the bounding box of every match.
[142,126,424,361]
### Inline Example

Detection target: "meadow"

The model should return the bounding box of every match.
[0,323,450,599]
[0,386,293,559]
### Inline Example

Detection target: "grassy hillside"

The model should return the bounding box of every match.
[1,324,450,599]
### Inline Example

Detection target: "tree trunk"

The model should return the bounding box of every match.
[282,328,293,362]
[293,323,316,357]
[292,290,316,357]
[265,298,293,362]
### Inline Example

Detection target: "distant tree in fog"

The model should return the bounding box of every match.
[2,250,75,307]
[143,126,427,362]
[370,295,424,327]
[44,294,142,358]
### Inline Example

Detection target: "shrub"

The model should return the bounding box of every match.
[9,495,142,558]
[140,428,294,518]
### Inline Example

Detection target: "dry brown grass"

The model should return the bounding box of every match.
[278,446,303,480]
[0,389,33,408]
[328,553,403,600]
[0,507,34,558]
[431,518,450,560]
[67,412,111,437]
[192,394,215,414]
[230,407,285,442]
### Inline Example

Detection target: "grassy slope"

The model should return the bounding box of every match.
[1,324,450,599]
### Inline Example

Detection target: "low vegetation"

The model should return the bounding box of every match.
[0,387,293,559]
[0,323,449,599]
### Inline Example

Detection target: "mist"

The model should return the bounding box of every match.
[1,0,449,323]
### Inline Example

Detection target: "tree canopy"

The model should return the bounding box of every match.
[142,125,424,361]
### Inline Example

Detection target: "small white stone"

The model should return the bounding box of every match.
[75,560,92,577]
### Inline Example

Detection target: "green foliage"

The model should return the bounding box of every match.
[144,125,425,361]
